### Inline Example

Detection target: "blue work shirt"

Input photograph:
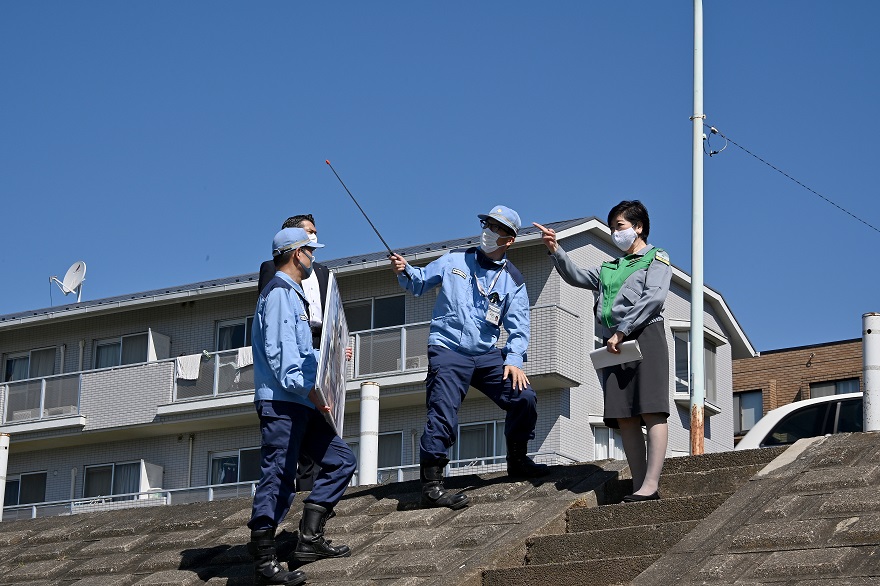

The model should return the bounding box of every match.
[398,247,530,368]
[252,271,319,409]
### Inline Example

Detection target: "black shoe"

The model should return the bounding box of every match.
[293,503,351,563]
[421,480,470,510]
[420,463,470,510]
[622,491,660,503]
[249,529,307,586]
[506,441,551,478]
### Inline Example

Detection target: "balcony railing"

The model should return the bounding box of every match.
[1,480,258,521]
[173,349,254,401]
[352,305,582,384]
[352,321,431,379]
[351,451,580,486]
[1,372,81,424]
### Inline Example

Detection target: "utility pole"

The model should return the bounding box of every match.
[690,0,706,454]
[864,313,880,431]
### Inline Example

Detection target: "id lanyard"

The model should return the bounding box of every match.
[474,258,506,326]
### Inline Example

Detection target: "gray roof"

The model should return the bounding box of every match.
[0,218,591,325]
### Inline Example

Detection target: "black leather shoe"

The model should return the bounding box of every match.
[622,491,660,502]
[420,463,470,510]
[506,441,551,478]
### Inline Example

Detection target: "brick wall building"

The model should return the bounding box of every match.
[731,338,863,443]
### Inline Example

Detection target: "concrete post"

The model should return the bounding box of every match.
[0,434,9,521]
[358,381,380,486]
[863,313,880,431]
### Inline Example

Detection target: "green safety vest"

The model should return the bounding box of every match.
[598,247,660,329]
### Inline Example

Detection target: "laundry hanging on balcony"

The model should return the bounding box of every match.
[175,354,201,380]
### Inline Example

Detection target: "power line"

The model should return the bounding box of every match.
[704,124,880,235]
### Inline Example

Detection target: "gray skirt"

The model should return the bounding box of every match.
[601,320,670,428]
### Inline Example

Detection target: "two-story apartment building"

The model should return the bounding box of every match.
[0,217,754,518]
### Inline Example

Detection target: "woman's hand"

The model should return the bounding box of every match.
[532,222,558,254]
[607,331,625,354]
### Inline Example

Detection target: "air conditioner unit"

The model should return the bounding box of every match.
[11,408,40,421]
[405,355,428,370]
[396,355,429,371]
[46,405,78,417]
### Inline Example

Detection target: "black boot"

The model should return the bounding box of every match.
[293,503,351,563]
[420,462,470,510]
[506,440,551,478]
[248,529,307,586]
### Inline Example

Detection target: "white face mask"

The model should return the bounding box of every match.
[480,228,502,253]
[612,227,638,251]
[307,232,318,245]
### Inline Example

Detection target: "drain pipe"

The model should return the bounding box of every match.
[187,434,195,487]
[864,313,880,431]
[358,382,380,486]
[0,434,10,521]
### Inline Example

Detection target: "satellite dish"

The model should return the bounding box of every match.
[50,261,86,302]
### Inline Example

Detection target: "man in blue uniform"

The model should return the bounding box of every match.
[248,227,357,586]
[389,205,549,510]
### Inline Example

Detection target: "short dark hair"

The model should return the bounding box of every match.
[273,249,295,268]
[282,214,315,229]
[607,200,650,241]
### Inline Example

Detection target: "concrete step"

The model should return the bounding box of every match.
[659,446,785,475]
[657,463,767,498]
[527,519,699,565]
[568,492,732,532]
[483,555,659,586]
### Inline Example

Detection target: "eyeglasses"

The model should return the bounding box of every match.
[480,219,513,237]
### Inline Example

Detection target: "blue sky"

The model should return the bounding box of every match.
[1,1,878,352]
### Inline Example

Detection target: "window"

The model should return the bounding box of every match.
[453,420,506,467]
[734,391,763,434]
[377,432,403,482]
[343,295,405,332]
[762,403,834,447]
[94,333,149,369]
[836,398,863,433]
[210,448,261,485]
[593,426,626,461]
[4,472,47,506]
[378,432,403,469]
[673,330,718,404]
[83,462,141,500]
[344,432,404,483]
[3,348,56,382]
[217,317,254,352]
[810,378,860,399]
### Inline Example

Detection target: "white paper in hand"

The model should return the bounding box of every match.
[589,340,643,370]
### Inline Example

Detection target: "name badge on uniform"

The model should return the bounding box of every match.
[485,302,502,326]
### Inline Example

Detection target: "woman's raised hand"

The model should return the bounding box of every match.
[532,222,558,254]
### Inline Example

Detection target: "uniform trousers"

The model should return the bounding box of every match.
[248,399,357,531]
[420,345,538,464]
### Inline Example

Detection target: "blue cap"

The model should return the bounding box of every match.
[478,205,521,235]
[272,227,325,257]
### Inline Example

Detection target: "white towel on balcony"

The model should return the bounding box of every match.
[175,354,201,380]
[236,346,253,369]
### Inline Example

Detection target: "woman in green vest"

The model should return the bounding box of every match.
[534,200,672,502]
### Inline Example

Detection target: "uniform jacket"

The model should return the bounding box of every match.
[252,272,319,409]
[398,247,530,368]
[551,244,672,337]
[259,259,329,347]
